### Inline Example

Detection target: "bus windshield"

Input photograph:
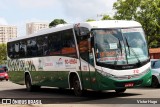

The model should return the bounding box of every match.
[93,28,149,66]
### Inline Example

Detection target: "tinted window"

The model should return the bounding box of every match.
[48,32,62,55]
[14,42,19,58]
[7,29,77,58]
[61,29,77,57]
[0,69,5,73]
[19,40,27,58]
[151,60,160,69]
[75,27,90,62]
[8,43,15,58]
[37,35,48,56]
[27,38,38,57]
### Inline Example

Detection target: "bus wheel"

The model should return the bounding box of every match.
[151,76,159,88]
[25,74,34,92]
[72,76,83,96]
[115,88,126,94]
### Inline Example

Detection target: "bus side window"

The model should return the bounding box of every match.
[37,35,48,56]
[19,40,27,58]
[76,27,90,62]
[48,32,62,56]
[61,29,77,57]
[27,38,38,57]
[8,43,15,58]
[14,42,20,58]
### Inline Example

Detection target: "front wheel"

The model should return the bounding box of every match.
[72,76,83,96]
[151,76,159,88]
[115,88,126,94]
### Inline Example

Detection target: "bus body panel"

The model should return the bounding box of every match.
[7,20,152,93]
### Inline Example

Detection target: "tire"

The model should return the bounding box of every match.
[115,88,126,94]
[25,74,33,91]
[72,76,83,96]
[25,74,41,92]
[151,76,159,88]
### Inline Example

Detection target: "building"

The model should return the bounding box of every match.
[26,22,49,35]
[0,25,17,44]
[149,48,160,59]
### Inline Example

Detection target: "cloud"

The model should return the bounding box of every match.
[61,0,117,21]
[0,1,8,10]
[14,0,116,21]
[1,0,117,36]
[0,17,8,25]
[16,0,60,9]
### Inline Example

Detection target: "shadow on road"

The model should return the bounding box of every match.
[0,87,143,104]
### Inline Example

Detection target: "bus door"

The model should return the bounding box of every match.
[74,26,97,90]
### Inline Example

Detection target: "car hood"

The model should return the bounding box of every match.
[151,68,160,74]
[0,72,6,76]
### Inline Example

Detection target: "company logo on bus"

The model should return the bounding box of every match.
[56,58,63,65]
[65,59,77,64]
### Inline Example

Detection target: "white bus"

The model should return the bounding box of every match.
[7,20,151,96]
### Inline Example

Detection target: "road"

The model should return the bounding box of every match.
[0,81,160,107]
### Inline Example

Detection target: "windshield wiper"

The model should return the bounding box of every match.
[124,36,141,66]
[118,37,122,56]
[114,37,122,66]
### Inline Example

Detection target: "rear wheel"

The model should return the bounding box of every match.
[25,74,40,91]
[72,76,83,96]
[25,74,33,91]
[151,76,159,88]
[115,88,126,94]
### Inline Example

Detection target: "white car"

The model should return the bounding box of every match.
[151,59,160,88]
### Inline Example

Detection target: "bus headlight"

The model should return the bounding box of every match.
[97,70,114,77]
[4,73,8,77]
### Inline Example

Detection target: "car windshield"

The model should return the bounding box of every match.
[0,69,5,73]
[151,60,160,69]
[93,28,149,66]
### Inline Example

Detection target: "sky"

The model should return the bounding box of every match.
[0,0,117,36]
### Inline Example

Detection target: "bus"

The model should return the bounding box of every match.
[7,20,151,96]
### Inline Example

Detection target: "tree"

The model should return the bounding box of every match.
[0,44,7,64]
[113,0,160,48]
[101,15,113,20]
[49,19,67,27]
[86,19,95,22]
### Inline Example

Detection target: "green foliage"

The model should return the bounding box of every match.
[86,15,112,22]
[86,19,96,22]
[113,0,160,48]
[49,19,67,27]
[0,44,7,64]
[101,15,113,20]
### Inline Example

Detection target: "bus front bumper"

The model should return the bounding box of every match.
[96,70,152,90]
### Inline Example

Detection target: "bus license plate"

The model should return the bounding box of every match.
[125,83,134,87]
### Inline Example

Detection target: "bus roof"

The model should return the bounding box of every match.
[79,20,142,29]
[8,20,142,42]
